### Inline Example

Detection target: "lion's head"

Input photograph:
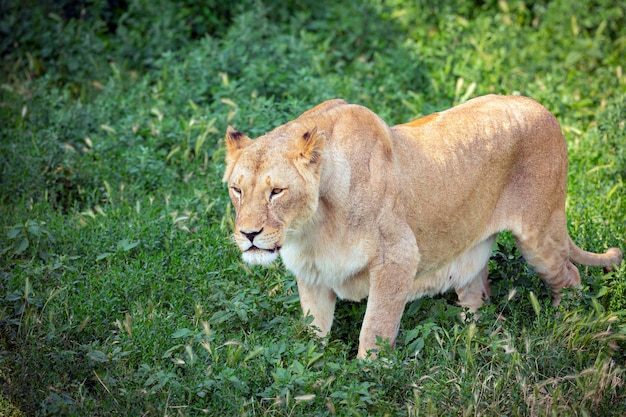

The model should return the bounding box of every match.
[222,124,325,266]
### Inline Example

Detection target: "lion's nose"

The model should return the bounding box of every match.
[241,228,263,243]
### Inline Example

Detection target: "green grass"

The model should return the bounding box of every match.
[1,0,625,415]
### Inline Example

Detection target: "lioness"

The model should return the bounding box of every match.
[223,95,622,359]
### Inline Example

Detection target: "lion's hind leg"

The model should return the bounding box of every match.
[453,237,495,313]
[513,213,581,306]
[456,263,491,313]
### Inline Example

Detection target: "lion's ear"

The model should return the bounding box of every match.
[225,126,252,154]
[297,127,325,165]
[223,126,252,182]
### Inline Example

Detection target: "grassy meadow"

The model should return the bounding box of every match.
[1,0,625,415]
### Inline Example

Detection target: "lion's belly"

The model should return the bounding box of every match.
[281,228,495,303]
[280,239,371,301]
[408,236,495,299]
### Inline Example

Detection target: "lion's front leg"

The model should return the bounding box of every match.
[296,277,337,338]
[357,237,419,359]
[358,285,408,359]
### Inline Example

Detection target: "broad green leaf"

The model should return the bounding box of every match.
[96,252,113,261]
[172,328,193,339]
[87,350,109,363]
[117,239,140,252]
[7,226,22,239]
[15,237,29,254]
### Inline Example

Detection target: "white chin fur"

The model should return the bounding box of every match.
[242,249,279,266]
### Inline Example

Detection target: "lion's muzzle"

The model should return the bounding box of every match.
[236,227,282,266]
[241,246,280,266]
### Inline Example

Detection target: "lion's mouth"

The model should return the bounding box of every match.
[246,245,281,254]
[242,245,281,266]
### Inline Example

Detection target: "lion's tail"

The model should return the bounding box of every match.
[569,237,623,271]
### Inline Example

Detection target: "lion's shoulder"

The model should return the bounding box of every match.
[296,100,395,159]
[296,99,349,120]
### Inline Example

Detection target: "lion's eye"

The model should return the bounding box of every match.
[231,186,242,196]
[270,188,284,199]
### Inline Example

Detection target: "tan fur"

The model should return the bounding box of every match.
[223,95,623,358]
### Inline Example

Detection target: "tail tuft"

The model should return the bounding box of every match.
[602,248,623,273]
